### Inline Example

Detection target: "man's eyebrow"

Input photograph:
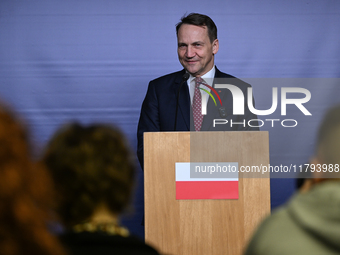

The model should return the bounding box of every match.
[178,42,187,46]
[192,41,204,45]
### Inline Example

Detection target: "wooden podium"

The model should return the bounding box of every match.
[144,131,270,255]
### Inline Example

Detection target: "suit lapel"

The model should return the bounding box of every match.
[201,68,229,130]
[172,70,190,130]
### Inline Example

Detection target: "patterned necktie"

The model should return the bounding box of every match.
[192,77,204,131]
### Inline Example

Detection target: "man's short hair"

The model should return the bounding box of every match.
[176,13,217,43]
[316,104,340,166]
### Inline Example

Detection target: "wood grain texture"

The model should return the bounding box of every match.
[144,131,270,255]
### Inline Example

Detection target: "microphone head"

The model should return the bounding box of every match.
[182,73,190,81]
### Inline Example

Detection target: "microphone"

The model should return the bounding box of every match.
[174,73,190,131]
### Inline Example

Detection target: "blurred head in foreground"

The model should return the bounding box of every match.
[310,104,340,180]
[0,103,65,255]
[245,104,340,255]
[42,123,135,228]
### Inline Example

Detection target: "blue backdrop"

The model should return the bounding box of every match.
[1,0,339,239]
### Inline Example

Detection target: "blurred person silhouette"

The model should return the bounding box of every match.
[42,123,159,255]
[245,104,340,255]
[0,103,65,255]
[296,163,312,193]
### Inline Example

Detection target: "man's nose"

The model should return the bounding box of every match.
[185,46,195,58]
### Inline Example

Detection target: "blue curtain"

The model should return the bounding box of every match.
[1,0,339,239]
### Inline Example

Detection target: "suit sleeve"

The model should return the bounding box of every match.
[137,81,160,169]
[243,86,260,131]
[230,79,259,131]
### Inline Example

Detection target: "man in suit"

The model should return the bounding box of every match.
[137,13,258,168]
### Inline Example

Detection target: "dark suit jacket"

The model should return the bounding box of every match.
[137,67,258,167]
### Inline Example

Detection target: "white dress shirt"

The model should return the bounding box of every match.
[187,66,216,113]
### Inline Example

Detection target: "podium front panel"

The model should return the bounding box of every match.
[144,131,270,255]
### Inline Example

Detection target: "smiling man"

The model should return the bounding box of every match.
[177,22,218,77]
[137,13,258,168]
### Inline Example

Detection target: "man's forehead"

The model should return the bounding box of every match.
[178,24,208,32]
[177,24,209,39]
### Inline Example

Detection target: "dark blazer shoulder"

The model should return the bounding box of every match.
[215,67,236,79]
[215,67,252,89]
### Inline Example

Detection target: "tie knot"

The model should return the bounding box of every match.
[195,77,205,88]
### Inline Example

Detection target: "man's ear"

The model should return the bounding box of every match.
[212,39,219,55]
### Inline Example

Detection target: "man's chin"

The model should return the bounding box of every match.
[184,67,199,76]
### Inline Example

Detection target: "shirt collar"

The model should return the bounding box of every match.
[188,66,216,87]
